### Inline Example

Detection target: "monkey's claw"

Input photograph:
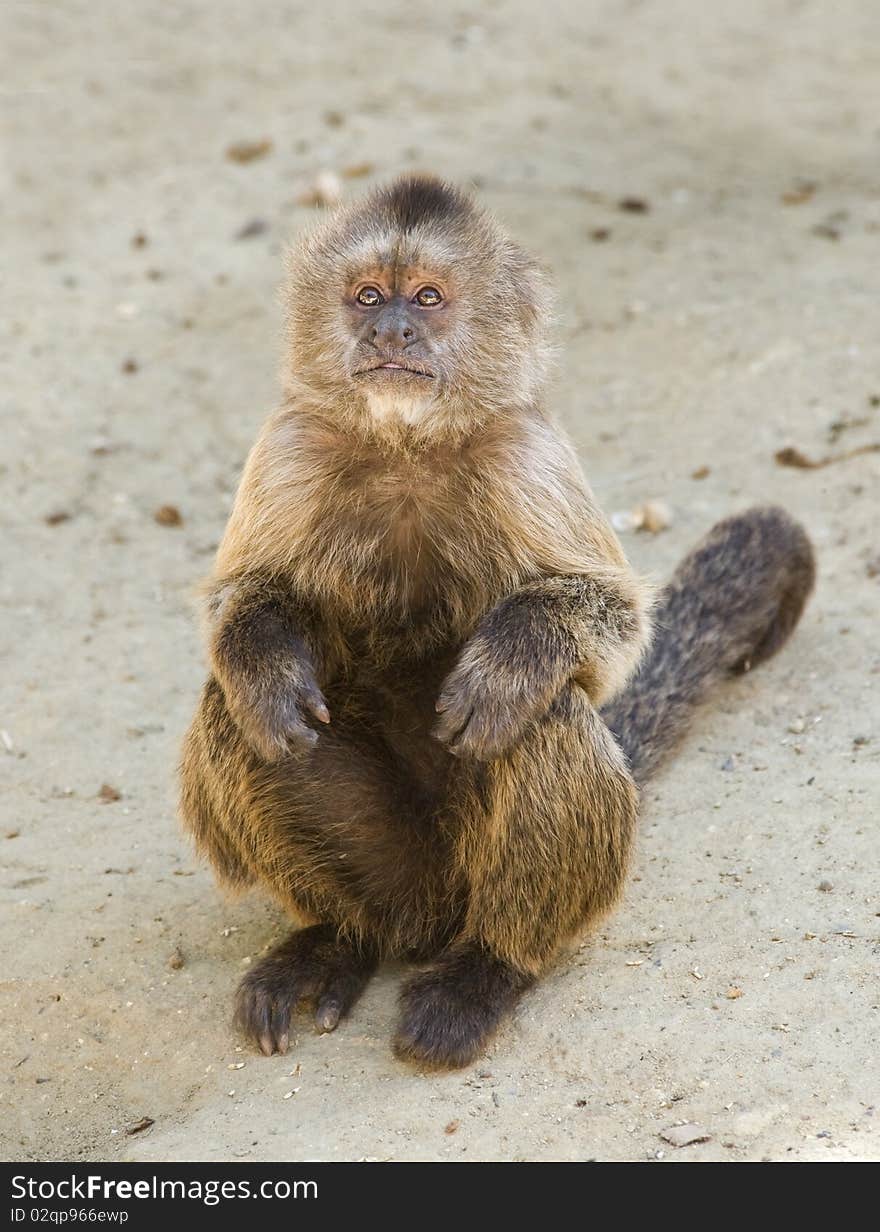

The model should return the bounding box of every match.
[242,676,331,763]
[234,925,377,1055]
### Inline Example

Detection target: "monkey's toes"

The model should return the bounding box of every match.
[234,925,377,1055]
[234,974,296,1055]
[313,962,374,1033]
[393,944,533,1070]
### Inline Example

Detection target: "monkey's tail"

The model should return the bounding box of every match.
[600,506,816,787]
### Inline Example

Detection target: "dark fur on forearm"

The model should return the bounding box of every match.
[434,571,646,759]
[207,575,330,762]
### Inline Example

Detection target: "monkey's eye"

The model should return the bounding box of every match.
[414,286,443,307]
[355,286,384,307]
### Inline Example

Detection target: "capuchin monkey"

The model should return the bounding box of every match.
[179,175,815,1069]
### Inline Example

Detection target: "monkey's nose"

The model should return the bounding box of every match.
[371,322,417,349]
[370,306,420,350]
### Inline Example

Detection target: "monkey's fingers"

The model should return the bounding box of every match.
[434,661,470,714]
[251,681,329,759]
[236,698,322,763]
[435,639,508,747]
[433,665,479,745]
[433,703,475,749]
[447,704,527,761]
[315,996,342,1033]
[314,963,376,1033]
[278,710,321,757]
[299,681,331,726]
[434,696,524,758]
[435,688,532,760]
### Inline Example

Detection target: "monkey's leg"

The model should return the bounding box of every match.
[394,684,637,1069]
[182,679,457,1054]
[235,924,378,1056]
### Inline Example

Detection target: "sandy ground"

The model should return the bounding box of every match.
[2,0,879,1164]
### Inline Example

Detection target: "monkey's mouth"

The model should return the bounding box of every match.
[355,360,435,379]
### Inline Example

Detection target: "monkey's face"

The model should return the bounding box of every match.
[346,266,450,396]
[340,246,468,426]
[283,177,552,432]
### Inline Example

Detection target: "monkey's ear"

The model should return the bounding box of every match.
[502,243,553,335]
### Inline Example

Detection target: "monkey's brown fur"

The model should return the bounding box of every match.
[180,176,815,1069]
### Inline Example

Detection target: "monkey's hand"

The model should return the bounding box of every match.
[433,572,649,759]
[209,583,331,763]
[228,656,331,764]
[433,596,574,760]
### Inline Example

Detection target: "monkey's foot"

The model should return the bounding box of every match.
[393,943,533,1070]
[235,924,377,1056]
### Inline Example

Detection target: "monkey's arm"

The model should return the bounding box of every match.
[204,574,330,762]
[434,568,650,761]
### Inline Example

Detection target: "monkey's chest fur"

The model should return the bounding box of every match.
[281,445,536,791]
[292,446,536,656]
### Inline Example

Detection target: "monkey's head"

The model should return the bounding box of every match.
[283,176,552,434]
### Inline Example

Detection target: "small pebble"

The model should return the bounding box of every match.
[226,139,272,164]
[341,162,374,179]
[612,510,640,532]
[154,504,183,527]
[780,180,817,206]
[636,500,671,533]
[296,171,343,208]
[234,218,269,241]
[611,500,671,534]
